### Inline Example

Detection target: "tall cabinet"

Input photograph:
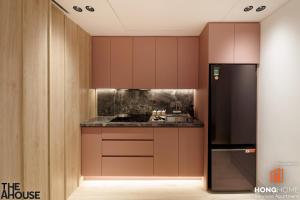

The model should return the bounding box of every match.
[196,22,260,190]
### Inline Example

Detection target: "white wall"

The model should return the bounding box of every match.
[258,0,300,188]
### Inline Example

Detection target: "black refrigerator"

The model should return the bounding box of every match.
[208,64,257,192]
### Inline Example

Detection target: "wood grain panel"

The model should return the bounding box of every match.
[81,128,102,176]
[22,0,49,199]
[102,141,153,156]
[155,37,178,88]
[0,0,22,184]
[78,27,91,121]
[92,37,111,88]
[234,23,260,64]
[178,37,199,89]
[64,16,80,198]
[50,5,65,200]
[179,128,204,176]
[110,37,133,88]
[209,23,235,63]
[154,128,178,176]
[133,37,156,88]
[102,128,153,140]
[102,157,153,176]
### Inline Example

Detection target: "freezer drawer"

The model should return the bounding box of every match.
[211,149,256,192]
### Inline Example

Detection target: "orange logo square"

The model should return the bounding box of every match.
[270,168,284,184]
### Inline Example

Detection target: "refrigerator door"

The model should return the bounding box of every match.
[211,149,256,192]
[210,65,257,145]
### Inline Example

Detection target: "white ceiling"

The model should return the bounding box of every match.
[55,0,289,36]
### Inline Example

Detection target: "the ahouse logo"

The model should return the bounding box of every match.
[0,183,40,199]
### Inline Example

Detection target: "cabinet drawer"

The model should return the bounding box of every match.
[81,127,101,134]
[102,157,153,176]
[102,141,153,156]
[102,128,153,140]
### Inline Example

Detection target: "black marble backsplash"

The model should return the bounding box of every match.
[97,89,194,116]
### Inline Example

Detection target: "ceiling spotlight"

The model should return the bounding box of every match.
[256,5,266,12]
[85,6,95,12]
[244,6,253,12]
[73,6,82,12]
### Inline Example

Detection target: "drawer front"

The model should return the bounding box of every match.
[81,127,101,134]
[102,128,153,139]
[102,141,153,156]
[102,157,153,176]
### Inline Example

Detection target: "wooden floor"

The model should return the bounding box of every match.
[68,179,259,200]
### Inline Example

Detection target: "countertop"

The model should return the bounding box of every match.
[80,116,204,128]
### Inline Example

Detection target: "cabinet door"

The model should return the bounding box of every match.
[154,128,178,176]
[133,37,156,88]
[178,37,199,88]
[81,128,101,176]
[92,37,111,88]
[111,37,133,88]
[209,23,234,63]
[234,23,260,64]
[156,38,178,88]
[179,128,204,176]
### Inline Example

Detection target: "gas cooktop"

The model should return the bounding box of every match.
[110,114,151,122]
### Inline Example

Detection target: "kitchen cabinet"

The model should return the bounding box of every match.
[154,128,179,176]
[133,37,156,88]
[155,37,178,88]
[92,37,111,88]
[178,37,199,88]
[208,23,260,64]
[81,128,102,176]
[179,128,204,176]
[81,127,204,177]
[234,23,260,64]
[102,157,153,176]
[110,37,133,88]
[209,23,235,63]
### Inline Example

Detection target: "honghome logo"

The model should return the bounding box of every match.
[254,167,299,199]
[1,183,40,199]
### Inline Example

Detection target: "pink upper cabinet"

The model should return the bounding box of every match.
[178,37,199,89]
[234,23,260,64]
[209,23,235,64]
[133,37,156,88]
[110,37,133,88]
[92,37,111,88]
[155,37,178,89]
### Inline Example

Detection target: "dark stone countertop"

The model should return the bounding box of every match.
[80,116,204,128]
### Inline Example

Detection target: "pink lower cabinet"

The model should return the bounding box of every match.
[101,127,154,176]
[179,128,204,176]
[154,128,179,176]
[81,127,102,176]
[102,157,153,176]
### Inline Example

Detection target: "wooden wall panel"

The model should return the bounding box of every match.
[22,0,49,199]
[64,17,80,198]
[50,5,65,200]
[79,27,91,121]
[0,0,23,183]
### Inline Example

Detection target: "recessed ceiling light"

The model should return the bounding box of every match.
[85,6,95,12]
[244,6,253,12]
[73,6,82,12]
[256,5,266,12]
